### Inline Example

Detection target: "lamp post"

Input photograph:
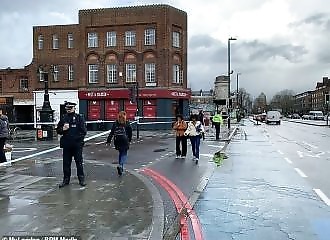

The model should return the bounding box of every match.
[37,67,54,140]
[227,37,237,131]
[135,82,140,139]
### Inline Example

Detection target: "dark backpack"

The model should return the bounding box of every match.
[113,124,128,148]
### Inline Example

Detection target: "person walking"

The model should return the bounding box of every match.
[56,102,87,188]
[106,111,132,176]
[173,114,187,159]
[0,112,9,163]
[198,110,205,140]
[212,111,223,140]
[184,114,205,164]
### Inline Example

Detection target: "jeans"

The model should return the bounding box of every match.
[214,123,221,140]
[118,149,128,168]
[190,136,201,159]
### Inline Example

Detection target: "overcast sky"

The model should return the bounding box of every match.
[1,0,330,98]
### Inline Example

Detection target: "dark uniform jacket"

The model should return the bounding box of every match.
[107,121,132,151]
[56,113,87,148]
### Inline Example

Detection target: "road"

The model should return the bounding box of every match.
[263,120,330,204]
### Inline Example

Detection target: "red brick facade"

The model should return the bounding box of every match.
[0,5,190,124]
[31,5,188,91]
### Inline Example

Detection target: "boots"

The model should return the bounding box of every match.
[59,178,70,188]
[78,176,86,187]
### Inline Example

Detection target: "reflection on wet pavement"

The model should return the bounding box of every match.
[0,160,153,239]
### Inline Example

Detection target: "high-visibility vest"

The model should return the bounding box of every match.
[212,114,223,124]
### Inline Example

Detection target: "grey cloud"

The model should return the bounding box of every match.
[290,12,330,29]
[241,41,308,63]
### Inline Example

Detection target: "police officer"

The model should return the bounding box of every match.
[212,111,223,140]
[56,102,87,188]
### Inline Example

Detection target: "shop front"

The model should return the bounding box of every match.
[78,88,191,130]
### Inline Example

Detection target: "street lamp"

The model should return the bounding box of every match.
[36,66,54,140]
[227,37,237,131]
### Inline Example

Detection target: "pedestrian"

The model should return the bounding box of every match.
[198,110,205,140]
[106,111,132,176]
[212,111,223,140]
[56,102,87,188]
[184,114,205,164]
[0,112,9,163]
[173,114,187,159]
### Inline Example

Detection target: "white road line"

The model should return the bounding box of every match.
[294,168,308,178]
[284,157,293,164]
[95,141,106,145]
[277,150,284,155]
[208,144,225,148]
[313,189,330,206]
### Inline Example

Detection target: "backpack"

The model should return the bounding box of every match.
[113,123,128,149]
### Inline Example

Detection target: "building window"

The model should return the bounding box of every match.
[68,65,74,81]
[125,64,136,83]
[38,35,44,50]
[53,65,59,81]
[88,64,98,83]
[173,64,182,84]
[52,34,59,49]
[145,63,156,83]
[88,32,98,48]
[19,78,29,91]
[145,29,155,45]
[172,31,180,48]
[107,64,117,83]
[125,31,136,46]
[106,32,116,47]
[68,33,73,49]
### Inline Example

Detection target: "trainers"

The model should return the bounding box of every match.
[195,158,199,165]
[117,166,123,176]
[176,155,181,159]
[181,156,186,159]
[59,180,70,188]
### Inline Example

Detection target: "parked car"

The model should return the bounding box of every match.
[266,110,281,125]
[302,114,309,120]
[308,111,324,120]
[292,113,300,119]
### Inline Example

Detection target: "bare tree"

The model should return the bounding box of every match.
[269,89,295,115]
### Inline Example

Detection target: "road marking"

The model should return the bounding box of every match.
[200,154,214,158]
[277,150,284,155]
[95,141,106,145]
[297,150,325,158]
[141,168,204,240]
[302,141,318,149]
[294,168,308,178]
[313,189,330,206]
[284,157,292,164]
[12,147,37,153]
[207,144,225,148]
[297,151,304,158]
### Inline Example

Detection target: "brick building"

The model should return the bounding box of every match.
[311,77,330,113]
[294,91,312,115]
[0,4,190,127]
[0,67,33,123]
[31,4,190,125]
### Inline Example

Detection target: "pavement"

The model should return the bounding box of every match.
[0,126,232,240]
[195,119,330,240]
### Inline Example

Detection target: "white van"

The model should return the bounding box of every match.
[308,111,324,120]
[266,111,281,125]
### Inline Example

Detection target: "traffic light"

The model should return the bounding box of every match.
[326,94,330,104]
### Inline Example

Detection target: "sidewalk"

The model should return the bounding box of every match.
[0,153,163,239]
[195,120,330,240]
